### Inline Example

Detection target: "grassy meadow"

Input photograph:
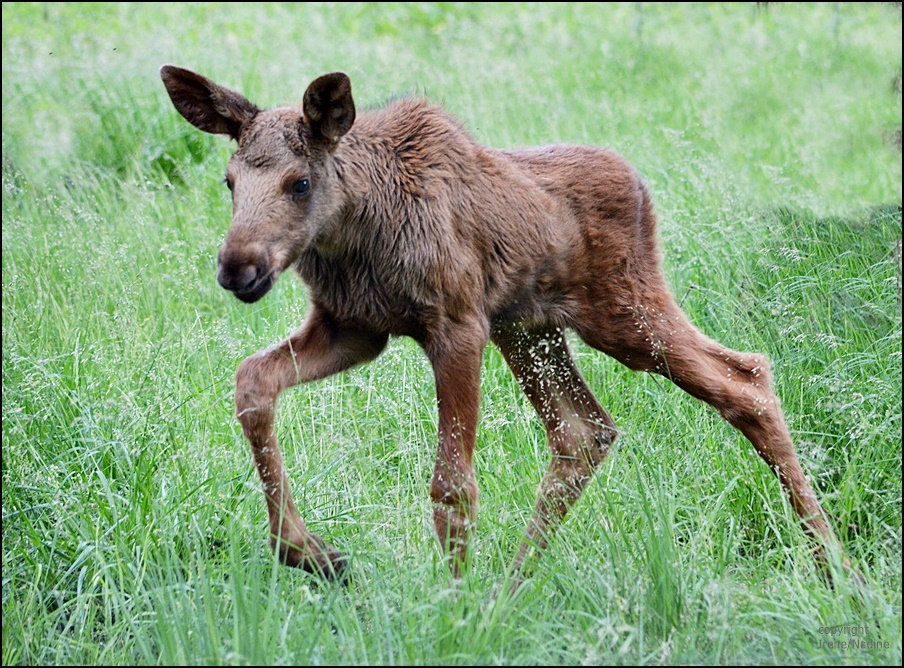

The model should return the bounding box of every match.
[2,2,902,665]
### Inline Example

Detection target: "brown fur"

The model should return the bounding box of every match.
[161,65,849,585]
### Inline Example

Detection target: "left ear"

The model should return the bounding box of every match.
[303,72,356,144]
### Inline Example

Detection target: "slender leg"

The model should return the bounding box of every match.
[424,320,487,577]
[234,304,388,577]
[673,342,844,564]
[578,297,846,568]
[493,325,617,584]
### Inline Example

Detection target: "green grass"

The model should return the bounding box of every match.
[2,2,901,665]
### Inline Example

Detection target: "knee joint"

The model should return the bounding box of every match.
[235,355,277,429]
[578,420,618,468]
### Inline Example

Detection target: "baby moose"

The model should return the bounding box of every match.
[161,66,848,587]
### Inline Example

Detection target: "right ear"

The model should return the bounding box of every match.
[160,65,259,141]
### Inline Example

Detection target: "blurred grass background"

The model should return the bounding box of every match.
[2,2,901,665]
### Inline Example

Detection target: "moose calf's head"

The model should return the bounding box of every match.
[160,65,355,302]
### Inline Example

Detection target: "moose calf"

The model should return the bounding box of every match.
[161,65,847,584]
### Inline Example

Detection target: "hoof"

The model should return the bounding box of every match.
[814,549,866,592]
[299,545,349,583]
[274,534,349,583]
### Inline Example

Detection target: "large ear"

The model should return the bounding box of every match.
[302,72,356,144]
[160,65,259,141]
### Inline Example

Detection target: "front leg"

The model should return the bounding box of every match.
[425,320,488,577]
[234,303,388,578]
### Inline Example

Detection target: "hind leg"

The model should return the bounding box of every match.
[493,325,618,584]
[578,298,846,569]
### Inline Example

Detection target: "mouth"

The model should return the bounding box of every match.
[232,272,276,303]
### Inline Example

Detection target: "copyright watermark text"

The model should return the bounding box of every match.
[817,624,890,651]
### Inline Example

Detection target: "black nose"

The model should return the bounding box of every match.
[216,245,267,293]
[217,261,259,292]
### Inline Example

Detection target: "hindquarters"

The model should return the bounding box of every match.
[514,145,847,568]
[502,144,667,335]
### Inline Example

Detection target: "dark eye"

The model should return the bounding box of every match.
[223,176,234,192]
[292,178,311,197]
